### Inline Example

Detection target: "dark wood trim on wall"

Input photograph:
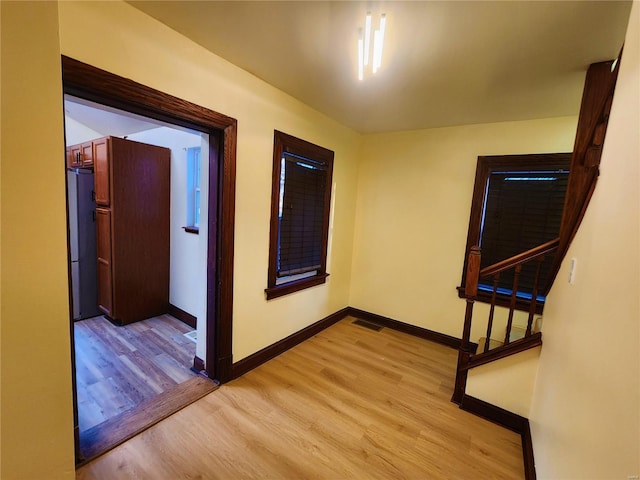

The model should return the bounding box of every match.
[192,355,206,374]
[460,395,527,432]
[218,123,238,383]
[521,420,537,480]
[168,304,197,329]
[347,307,464,350]
[231,307,351,379]
[460,395,536,480]
[61,56,237,385]
[231,306,471,380]
[547,59,621,293]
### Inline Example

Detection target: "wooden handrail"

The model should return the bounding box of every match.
[461,333,543,371]
[479,238,559,278]
[454,241,553,403]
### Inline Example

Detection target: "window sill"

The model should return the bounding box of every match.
[265,273,329,300]
[182,226,199,235]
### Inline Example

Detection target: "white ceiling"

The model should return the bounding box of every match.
[64,96,163,137]
[128,1,631,134]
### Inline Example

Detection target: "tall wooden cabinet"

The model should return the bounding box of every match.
[94,136,171,325]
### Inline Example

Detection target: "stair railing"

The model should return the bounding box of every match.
[452,238,559,404]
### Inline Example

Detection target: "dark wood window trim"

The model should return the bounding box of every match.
[62,56,237,385]
[457,153,571,313]
[265,131,334,300]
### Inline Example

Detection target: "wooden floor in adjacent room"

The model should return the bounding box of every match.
[75,314,198,432]
[74,314,217,461]
[76,316,525,479]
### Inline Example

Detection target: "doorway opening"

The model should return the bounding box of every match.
[62,57,237,464]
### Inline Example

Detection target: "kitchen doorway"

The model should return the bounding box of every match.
[65,95,212,461]
[62,57,236,464]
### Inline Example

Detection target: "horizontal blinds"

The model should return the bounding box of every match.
[277,153,328,277]
[480,171,569,293]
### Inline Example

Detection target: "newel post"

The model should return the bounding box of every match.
[452,246,481,405]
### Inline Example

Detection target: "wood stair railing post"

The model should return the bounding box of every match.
[504,264,522,345]
[484,273,500,353]
[453,246,480,404]
[526,257,544,336]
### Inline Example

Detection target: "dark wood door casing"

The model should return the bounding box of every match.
[61,55,237,383]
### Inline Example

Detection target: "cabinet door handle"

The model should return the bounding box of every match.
[93,210,96,222]
[91,190,96,202]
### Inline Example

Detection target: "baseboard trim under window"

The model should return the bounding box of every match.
[230,306,469,379]
[230,307,350,379]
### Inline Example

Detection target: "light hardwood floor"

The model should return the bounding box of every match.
[77,317,524,479]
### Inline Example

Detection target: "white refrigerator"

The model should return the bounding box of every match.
[67,169,101,321]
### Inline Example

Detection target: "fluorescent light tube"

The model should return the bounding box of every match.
[373,14,386,73]
[358,33,364,81]
[364,13,372,66]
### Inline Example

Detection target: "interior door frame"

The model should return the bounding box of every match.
[61,56,236,379]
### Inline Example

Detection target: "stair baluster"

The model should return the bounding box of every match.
[526,257,544,336]
[484,273,500,353]
[504,265,522,345]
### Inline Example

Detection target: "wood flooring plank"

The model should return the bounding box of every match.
[79,376,218,463]
[77,316,525,479]
[74,314,199,460]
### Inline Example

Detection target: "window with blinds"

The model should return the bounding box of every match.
[278,153,328,277]
[479,170,569,297]
[458,153,571,310]
[266,131,334,300]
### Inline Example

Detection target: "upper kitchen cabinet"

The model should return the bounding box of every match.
[80,141,94,167]
[66,140,97,169]
[66,144,82,168]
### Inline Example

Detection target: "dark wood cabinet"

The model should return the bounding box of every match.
[80,141,94,167]
[96,207,113,317]
[93,137,109,206]
[67,144,82,168]
[67,141,96,168]
[94,136,171,325]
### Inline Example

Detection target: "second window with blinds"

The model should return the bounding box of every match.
[266,131,334,300]
[458,153,571,309]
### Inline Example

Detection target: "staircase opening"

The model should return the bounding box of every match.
[452,57,621,415]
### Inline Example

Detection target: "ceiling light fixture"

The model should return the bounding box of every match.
[358,12,386,80]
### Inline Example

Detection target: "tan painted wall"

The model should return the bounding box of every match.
[1,2,635,478]
[466,347,541,417]
[350,117,578,342]
[57,1,362,362]
[0,2,75,478]
[529,2,640,478]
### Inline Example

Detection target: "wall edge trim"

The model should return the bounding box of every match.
[460,394,536,480]
[192,355,206,375]
[347,307,463,349]
[168,303,197,329]
[230,307,351,379]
